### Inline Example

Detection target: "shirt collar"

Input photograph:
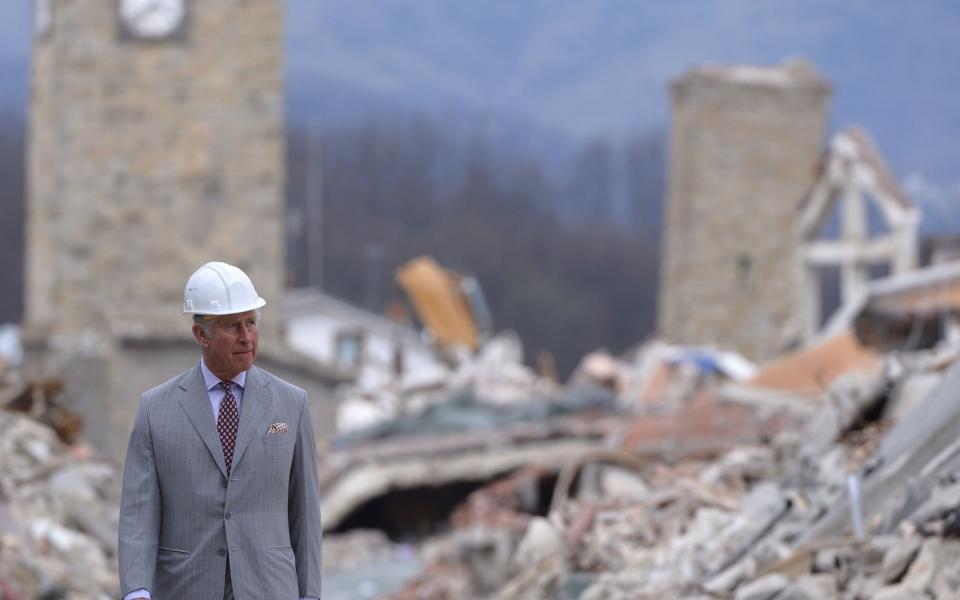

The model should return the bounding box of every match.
[200,358,247,391]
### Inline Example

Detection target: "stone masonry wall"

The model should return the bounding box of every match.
[24,0,289,461]
[26,0,285,342]
[657,61,831,360]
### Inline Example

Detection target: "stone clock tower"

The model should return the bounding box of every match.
[25,0,286,457]
[28,0,284,338]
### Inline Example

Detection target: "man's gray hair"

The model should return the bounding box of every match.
[192,314,215,338]
[192,311,261,338]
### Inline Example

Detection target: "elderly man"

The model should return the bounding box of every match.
[118,261,322,600]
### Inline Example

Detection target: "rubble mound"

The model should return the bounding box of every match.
[385,343,960,599]
[0,409,120,599]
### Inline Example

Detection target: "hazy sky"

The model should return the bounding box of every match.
[284,2,960,177]
[3,1,959,217]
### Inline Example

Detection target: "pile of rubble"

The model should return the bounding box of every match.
[378,334,960,599]
[0,406,121,599]
[336,331,560,438]
[1,257,957,599]
[322,530,424,600]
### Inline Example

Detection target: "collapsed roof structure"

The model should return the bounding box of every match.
[796,127,921,341]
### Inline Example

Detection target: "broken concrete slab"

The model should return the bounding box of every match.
[885,371,943,423]
[513,517,564,568]
[872,583,919,600]
[703,557,757,595]
[790,574,838,599]
[799,366,891,457]
[880,536,921,584]
[734,573,789,600]
[802,357,960,543]
[900,538,943,595]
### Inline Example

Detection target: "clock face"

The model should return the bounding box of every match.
[119,0,186,39]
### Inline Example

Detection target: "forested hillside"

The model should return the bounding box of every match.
[286,115,666,377]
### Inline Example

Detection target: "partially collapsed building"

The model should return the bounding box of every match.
[659,60,924,365]
[658,59,832,360]
[796,127,921,340]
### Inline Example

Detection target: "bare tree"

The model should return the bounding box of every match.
[0,112,25,324]
[286,114,664,377]
[623,130,666,234]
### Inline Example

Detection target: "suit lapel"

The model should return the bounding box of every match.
[177,364,229,479]
[230,365,273,474]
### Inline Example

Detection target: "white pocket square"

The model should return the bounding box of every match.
[266,422,288,435]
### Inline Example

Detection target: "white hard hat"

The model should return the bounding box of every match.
[183,261,267,315]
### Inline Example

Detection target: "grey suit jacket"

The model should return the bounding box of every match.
[118,364,322,599]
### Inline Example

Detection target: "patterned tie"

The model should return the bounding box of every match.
[217,381,240,476]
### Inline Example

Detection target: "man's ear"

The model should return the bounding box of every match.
[193,324,211,348]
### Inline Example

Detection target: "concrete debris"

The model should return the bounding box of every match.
[853,260,960,352]
[742,329,881,397]
[802,356,960,543]
[449,331,556,407]
[335,331,558,436]
[512,517,564,568]
[373,328,960,599]
[0,408,120,599]
[880,536,921,584]
[885,371,942,423]
[3,290,960,599]
[589,464,650,502]
[733,573,789,600]
[321,530,423,600]
[493,553,567,600]
[575,352,620,390]
[798,364,892,457]
[700,446,779,490]
[451,465,553,532]
[607,341,757,412]
[3,378,84,444]
[322,529,398,571]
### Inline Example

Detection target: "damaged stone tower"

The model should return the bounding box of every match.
[657,60,831,360]
[25,1,284,456]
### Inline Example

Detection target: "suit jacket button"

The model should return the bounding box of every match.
[222,480,228,488]
[217,548,226,556]
[225,512,231,520]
